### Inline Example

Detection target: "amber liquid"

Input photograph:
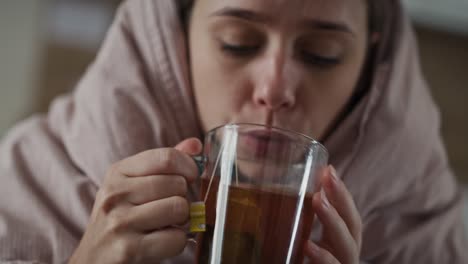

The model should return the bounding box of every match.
[196,178,314,264]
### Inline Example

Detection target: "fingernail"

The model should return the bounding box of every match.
[307,241,320,255]
[329,165,339,182]
[321,188,330,209]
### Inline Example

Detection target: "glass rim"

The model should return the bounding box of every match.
[205,122,328,156]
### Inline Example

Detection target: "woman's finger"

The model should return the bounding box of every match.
[136,228,188,263]
[117,148,198,182]
[313,189,358,263]
[304,240,340,264]
[312,166,329,193]
[126,196,190,231]
[124,174,188,205]
[174,137,203,155]
[323,166,362,247]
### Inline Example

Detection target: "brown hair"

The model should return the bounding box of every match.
[177,0,384,34]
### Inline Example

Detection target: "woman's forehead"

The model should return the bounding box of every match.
[198,0,367,30]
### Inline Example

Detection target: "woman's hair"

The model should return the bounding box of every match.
[368,0,385,34]
[178,0,194,28]
[177,0,384,34]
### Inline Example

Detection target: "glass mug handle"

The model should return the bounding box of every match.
[192,155,206,178]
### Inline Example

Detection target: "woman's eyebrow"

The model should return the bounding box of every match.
[302,19,355,36]
[211,7,355,36]
[211,7,270,23]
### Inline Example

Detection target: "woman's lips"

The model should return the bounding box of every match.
[237,130,292,159]
[242,129,290,141]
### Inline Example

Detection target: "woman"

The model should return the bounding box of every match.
[0,0,466,263]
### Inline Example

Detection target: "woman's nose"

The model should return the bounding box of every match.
[252,56,297,111]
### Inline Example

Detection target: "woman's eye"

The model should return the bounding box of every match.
[221,43,260,57]
[301,51,341,68]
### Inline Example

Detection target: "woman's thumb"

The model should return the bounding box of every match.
[175,137,203,156]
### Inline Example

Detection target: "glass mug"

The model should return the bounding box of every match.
[191,123,328,264]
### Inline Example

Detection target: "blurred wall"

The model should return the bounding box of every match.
[37,1,114,112]
[415,27,468,182]
[0,1,44,137]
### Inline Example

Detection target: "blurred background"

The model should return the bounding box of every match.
[0,0,467,188]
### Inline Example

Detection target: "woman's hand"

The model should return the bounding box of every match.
[305,166,362,264]
[69,138,202,264]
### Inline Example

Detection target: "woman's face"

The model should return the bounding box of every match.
[188,0,368,140]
